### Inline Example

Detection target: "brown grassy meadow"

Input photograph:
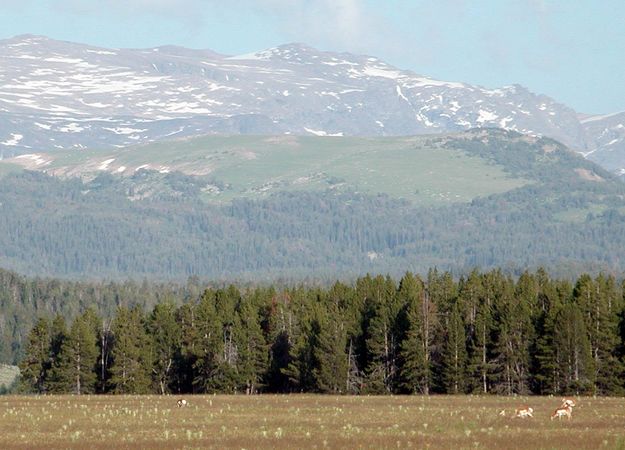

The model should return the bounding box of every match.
[0,395,624,449]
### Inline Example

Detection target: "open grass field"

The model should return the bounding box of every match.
[0,395,623,449]
[0,134,528,205]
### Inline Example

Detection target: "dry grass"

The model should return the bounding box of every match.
[0,395,624,449]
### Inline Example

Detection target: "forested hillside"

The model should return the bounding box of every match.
[0,268,203,364]
[18,270,625,396]
[0,130,624,281]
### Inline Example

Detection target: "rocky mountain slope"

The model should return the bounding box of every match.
[0,34,622,174]
[581,112,625,176]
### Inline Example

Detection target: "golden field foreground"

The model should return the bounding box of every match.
[0,395,624,449]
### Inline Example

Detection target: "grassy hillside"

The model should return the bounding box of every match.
[3,133,532,205]
[0,129,622,280]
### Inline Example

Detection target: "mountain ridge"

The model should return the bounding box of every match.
[0,35,622,174]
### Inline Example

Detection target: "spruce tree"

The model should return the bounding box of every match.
[363,275,402,393]
[282,293,317,392]
[397,273,434,394]
[174,303,198,393]
[442,302,467,394]
[312,301,348,394]
[553,303,594,394]
[18,318,51,393]
[148,300,181,394]
[236,298,268,394]
[492,274,532,394]
[44,314,68,393]
[51,313,98,394]
[575,275,624,394]
[460,270,493,394]
[531,276,568,394]
[109,306,152,394]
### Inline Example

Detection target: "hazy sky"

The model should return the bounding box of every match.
[2,0,623,114]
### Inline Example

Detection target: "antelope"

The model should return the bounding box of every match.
[551,405,572,420]
[514,406,533,418]
[176,399,188,408]
[561,398,576,409]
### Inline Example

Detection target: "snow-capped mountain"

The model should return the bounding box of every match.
[0,35,622,174]
[581,112,625,175]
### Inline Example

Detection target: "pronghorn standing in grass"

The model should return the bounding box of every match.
[513,406,534,418]
[551,405,572,420]
[176,399,188,408]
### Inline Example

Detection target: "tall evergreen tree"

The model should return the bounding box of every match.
[148,300,181,394]
[174,303,198,393]
[574,275,623,394]
[192,289,224,393]
[531,276,568,394]
[553,303,594,394]
[50,312,98,394]
[397,273,434,394]
[236,297,268,394]
[492,274,532,394]
[460,270,494,394]
[282,291,317,392]
[44,314,68,393]
[362,276,400,393]
[312,300,348,394]
[109,306,152,394]
[18,318,51,393]
[442,302,467,394]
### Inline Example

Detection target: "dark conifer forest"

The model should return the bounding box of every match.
[16,269,625,396]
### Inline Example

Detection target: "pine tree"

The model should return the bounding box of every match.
[282,293,317,392]
[18,318,51,393]
[265,289,296,392]
[148,300,181,394]
[574,274,624,394]
[51,313,98,394]
[312,301,348,394]
[44,314,68,393]
[174,303,198,393]
[216,286,242,393]
[236,297,269,394]
[362,276,400,394]
[397,272,434,394]
[442,302,467,394]
[553,303,594,394]
[427,269,458,392]
[477,271,530,395]
[328,281,363,393]
[460,270,493,394]
[109,306,152,394]
[531,275,568,394]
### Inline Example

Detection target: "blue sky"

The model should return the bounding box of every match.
[2,0,624,114]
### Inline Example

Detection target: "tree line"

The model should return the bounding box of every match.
[19,269,625,396]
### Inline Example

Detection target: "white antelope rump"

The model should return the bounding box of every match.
[514,406,534,418]
[561,398,576,408]
[176,399,188,408]
[551,405,572,420]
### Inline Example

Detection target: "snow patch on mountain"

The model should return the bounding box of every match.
[0,35,621,174]
[1,133,23,146]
